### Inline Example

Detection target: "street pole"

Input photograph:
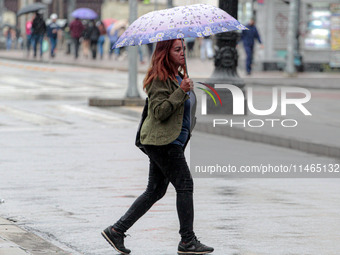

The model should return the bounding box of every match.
[167,0,173,9]
[67,0,76,23]
[295,0,302,72]
[126,0,140,98]
[206,0,245,114]
[286,0,298,76]
[0,0,5,49]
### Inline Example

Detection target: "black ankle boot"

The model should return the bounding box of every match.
[101,226,131,254]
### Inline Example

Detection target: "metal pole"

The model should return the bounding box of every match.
[126,0,140,98]
[286,0,298,76]
[167,0,173,9]
[206,0,245,115]
[19,0,28,52]
[295,0,302,72]
[0,0,5,49]
[67,0,76,23]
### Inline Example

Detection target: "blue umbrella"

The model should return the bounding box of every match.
[112,4,247,49]
[71,8,98,20]
[112,4,247,76]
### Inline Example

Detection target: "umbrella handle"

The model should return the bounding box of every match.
[181,38,189,78]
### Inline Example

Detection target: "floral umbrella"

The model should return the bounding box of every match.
[112,4,247,49]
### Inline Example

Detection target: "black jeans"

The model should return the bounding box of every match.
[113,144,195,242]
[90,40,98,59]
[73,38,80,59]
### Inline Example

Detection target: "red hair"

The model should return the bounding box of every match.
[143,39,184,90]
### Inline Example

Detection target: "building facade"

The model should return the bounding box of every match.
[240,0,340,71]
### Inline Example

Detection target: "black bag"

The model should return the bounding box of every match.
[135,98,148,154]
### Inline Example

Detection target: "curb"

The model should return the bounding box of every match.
[0,217,70,255]
[195,122,340,159]
[0,55,148,74]
[89,97,145,107]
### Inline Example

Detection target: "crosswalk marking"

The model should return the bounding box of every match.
[0,61,56,72]
[59,105,136,122]
[0,103,137,130]
[0,105,69,126]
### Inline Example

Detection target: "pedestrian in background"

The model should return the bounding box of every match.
[240,18,263,75]
[147,43,154,60]
[5,28,13,50]
[31,12,46,58]
[87,20,100,59]
[200,35,213,61]
[97,21,106,60]
[25,16,34,56]
[69,18,84,59]
[186,37,196,58]
[107,23,120,59]
[63,22,72,55]
[101,39,214,255]
[47,13,60,58]
[82,21,91,58]
[14,27,23,50]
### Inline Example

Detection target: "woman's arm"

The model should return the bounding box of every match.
[148,78,188,121]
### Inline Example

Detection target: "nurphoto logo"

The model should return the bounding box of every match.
[198,83,312,128]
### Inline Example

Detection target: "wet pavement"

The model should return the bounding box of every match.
[0,57,340,255]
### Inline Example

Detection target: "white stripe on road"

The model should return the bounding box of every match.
[59,105,136,123]
[0,105,69,126]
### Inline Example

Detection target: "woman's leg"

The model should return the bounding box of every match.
[38,35,44,57]
[113,158,169,233]
[144,144,195,243]
[98,35,105,59]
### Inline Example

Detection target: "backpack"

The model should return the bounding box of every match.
[90,27,100,41]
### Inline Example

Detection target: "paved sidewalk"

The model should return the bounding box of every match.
[0,217,70,255]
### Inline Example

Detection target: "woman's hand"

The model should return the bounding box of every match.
[180,73,194,93]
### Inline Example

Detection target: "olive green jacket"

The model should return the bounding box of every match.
[140,76,197,146]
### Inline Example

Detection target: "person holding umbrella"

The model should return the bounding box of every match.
[101,38,214,255]
[31,12,46,58]
[69,18,84,59]
[25,15,34,56]
[101,4,247,254]
[87,20,100,59]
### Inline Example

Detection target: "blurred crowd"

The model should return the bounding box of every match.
[3,12,227,63]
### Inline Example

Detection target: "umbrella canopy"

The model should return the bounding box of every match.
[102,18,117,29]
[113,4,247,49]
[71,8,98,20]
[109,19,128,35]
[17,3,46,16]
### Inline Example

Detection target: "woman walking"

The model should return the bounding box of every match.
[101,39,214,254]
[97,21,106,59]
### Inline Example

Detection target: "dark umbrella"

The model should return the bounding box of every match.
[17,3,46,16]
